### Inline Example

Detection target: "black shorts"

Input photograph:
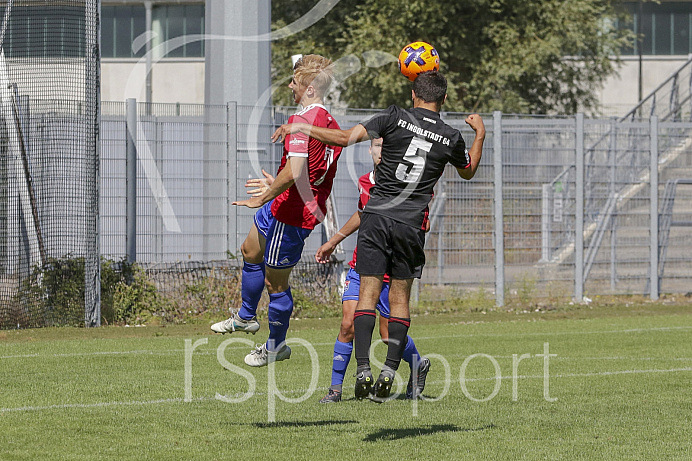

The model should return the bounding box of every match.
[355,212,426,279]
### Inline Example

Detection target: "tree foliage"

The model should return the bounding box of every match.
[271,0,633,114]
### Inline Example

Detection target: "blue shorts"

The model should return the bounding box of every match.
[342,268,390,318]
[254,201,312,269]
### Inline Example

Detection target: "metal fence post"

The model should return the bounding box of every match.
[609,118,617,290]
[575,113,584,302]
[650,116,659,300]
[437,180,445,285]
[541,184,551,262]
[493,111,504,307]
[126,98,137,264]
[227,101,238,256]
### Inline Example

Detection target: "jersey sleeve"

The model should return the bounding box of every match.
[422,207,430,230]
[285,132,309,157]
[357,174,369,211]
[285,113,310,158]
[357,190,366,211]
[360,105,399,139]
[449,136,471,169]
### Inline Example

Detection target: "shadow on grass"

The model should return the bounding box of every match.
[253,419,359,429]
[364,423,496,442]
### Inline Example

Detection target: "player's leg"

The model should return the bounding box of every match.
[387,280,431,400]
[353,274,383,398]
[370,219,426,402]
[375,281,390,342]
[378,315,389,341]
[321,268,360,402]
[245,217,311,367]
[369,277,411,402]
[320,295,357,404]
[377,281,423,382]
[210,215,266,334]
[388,277,413,364]
[377,281,429,399]
[353,212,390,397]
[264,265,294,352]
[238,223,266,320]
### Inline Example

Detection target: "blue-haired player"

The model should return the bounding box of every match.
[314,138,430,402]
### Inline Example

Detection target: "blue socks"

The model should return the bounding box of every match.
[330,335,418,387]
[266,288,293,351]
[401,335,420,370]
[330,339,353,391]
[238,261,265,320]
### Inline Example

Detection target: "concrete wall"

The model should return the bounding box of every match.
[596,55,691,116]
[100,55,692,114]
[101,59,205,104]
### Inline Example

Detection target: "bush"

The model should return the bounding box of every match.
[17,256,88,326]
[17,256,142,327]
[14,256,342,327]
[113,265,172,325]
[100,258,134,325]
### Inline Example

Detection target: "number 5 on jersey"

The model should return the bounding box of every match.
[395,137,432,183]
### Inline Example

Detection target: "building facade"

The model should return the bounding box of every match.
[100,0,205,104]
[100,1,692,116]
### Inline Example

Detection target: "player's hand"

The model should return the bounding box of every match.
[465,114,486,137]
[232,196,264,209]
[270,123,309,143]
[245,169,275,197]
[315,241,336,264]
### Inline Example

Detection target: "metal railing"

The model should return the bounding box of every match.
[94,102,692,306]
[542,57,692,291]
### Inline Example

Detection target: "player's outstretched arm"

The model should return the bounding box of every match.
[315,210,362,264]
[245,169,275,197]
[233,157,307,208]
[457,114,485,180]
[271,123,370,147]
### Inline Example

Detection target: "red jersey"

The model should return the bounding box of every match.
[349,171,430,282]
[271,104,342,229]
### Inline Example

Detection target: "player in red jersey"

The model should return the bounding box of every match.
[211,55,343,368]
[315,138,431,403]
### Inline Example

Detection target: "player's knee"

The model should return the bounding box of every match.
[264,276,289,294]
[264,276,275,292]
[240,242,262,263]
[339,319,354,340]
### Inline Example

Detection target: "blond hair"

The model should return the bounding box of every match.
[293,54,334,97]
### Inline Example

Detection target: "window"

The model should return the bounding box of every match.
[102,4,204,59]
[101,5,146,58]
[4,6,86,58]
[620,2,692,55]
[152,5,205,58]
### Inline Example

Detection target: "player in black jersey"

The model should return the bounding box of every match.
[271,71,485,402]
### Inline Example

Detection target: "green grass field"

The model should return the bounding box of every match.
[1,303,691,460]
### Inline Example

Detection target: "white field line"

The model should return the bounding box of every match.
[2,325,691,360]
[2,366,691,413]
[2,350,692,362]
[0,350,170,360]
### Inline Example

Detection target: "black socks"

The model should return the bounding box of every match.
[384,317,410,371]
[353,310,377,369]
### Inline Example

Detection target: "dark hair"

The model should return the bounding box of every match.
[412,71,447,106]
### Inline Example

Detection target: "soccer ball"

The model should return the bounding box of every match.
[397,41,440,81]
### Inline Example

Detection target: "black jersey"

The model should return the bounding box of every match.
[360,105,470,228]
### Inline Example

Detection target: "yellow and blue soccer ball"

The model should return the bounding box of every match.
[397,41,440,81]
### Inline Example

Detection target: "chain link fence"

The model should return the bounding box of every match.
[3,95,692,328]
[98,103,692,310]
[0,0,99,328]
